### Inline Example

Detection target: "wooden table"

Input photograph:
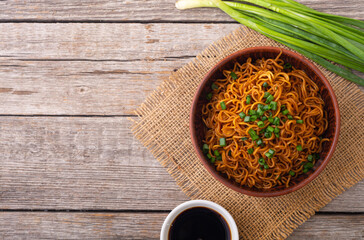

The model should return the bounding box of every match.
[0,1,363,239]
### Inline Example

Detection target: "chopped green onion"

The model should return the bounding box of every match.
[278,176,281,180]
[257,108,264,116]
[211,157,216,163]
[273,117,280,126]
[274,127,280,134]
[268,149,275,155]
[263,92,271,98]
[282,109,289,115]
[304,162,314,169]
[263,82,268,88]
[303,168,309,173]
[248,129,260,141]
[247,148,254,154]
[297,145,303,151]
[214,150,220,156]
[249,109,257,115]
[282,119,287,123]
[265,95,274,104]
[250,115,258,121]
[263,105,270,111]
[258,104,264,109]
[307,155,313,161]
[241,137,248,141]
[246,95,251,104]
[239,112,246,119]
[207,153,212,159]
[257,121,265,128]
[284,63,292,69]
[261,116,267,121]
[211,83,218,90]
[256,139,263,146]
[216,155,222,161]
[230,71,238,80]
[220,101,226,110]
[281,105,286,110]
[275,133,280,138]
[206,92,212,100]
[220,138,226,147]
[265,152,273,158]
[267,126,274,132]
[289,170,295,176]
[268,116,274,123]
[269,101,277,111]
[264,132,272,138]
[259,128,266,134]
[203,144,209,153]
[258,158,265,165]
[244,116,251,122]
[297,120,304,124]
[287,115,293,120]
[264,164,269,169]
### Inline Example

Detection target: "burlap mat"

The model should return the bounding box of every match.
[131,26,364,240]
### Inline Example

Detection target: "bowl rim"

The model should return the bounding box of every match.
[189,46,340,197]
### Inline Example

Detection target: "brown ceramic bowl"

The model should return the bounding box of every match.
[190,47,340,197]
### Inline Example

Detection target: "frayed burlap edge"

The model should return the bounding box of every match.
[130,26,364,240]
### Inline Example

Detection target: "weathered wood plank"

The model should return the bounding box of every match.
[0,212,362,239]
[0,116,362,212]
[0,23,238,115]
[0,0,362,21]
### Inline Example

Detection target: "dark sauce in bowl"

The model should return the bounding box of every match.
[168,207,231,240]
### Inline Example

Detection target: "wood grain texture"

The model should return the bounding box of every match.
[0,23,238,115]
[0,116,362,212]
[0,212,362,239]
[0,0,362,21]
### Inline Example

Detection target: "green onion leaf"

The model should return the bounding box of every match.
[216,155,222,161]
[289,170,295,176]
[206,92,212,100]
[269,101,277,111]
[220,101,226,110]
[203,143,209,153]
[263,105,270,111]
[268,149,275,155]
[263,82,268,88]
[250,115,258,121]
[264,132,272,138]
[267,126,274,132]
[220,138,226,147]
[297,145,303,151]
[287,115,293,120]
[307,155,313,161]
[241,137,248,141]
[248,129,260,141]
[265,95,274,104]
[261,116,268,121]
[304,162,314,169]
[230,71,238,80]
[273,117,280,126]
[207,153,212,159]
[274,127,280,134]
[264,164,269,169]
[214,150,220,157]
[249,109,257,115]
[284,63,292,69]
[239,112,246,119]
[282,109,289,115]
[264,92,271,98]
[296,119,304,124]
[257,108,264,116]
[247,148,254,154]
[268,116,274,123]
[256,139,263,146]
[275,133,280,138]
[258,158,265,165]
[303,168,309,173]
[257,121,265,128]
[244,116,251,122]
[246,95,251,104]
[211,83,219,90]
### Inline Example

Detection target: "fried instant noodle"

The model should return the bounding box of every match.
[202,53,329,189]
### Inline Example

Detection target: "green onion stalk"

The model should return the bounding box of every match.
[175,0,364,86]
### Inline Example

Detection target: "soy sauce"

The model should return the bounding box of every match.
[168,207,231,240]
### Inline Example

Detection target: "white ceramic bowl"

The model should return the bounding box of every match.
[160,200,239,240]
